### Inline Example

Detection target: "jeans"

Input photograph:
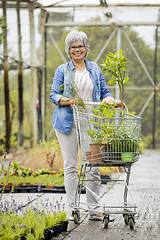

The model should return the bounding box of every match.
[55,124,101,215]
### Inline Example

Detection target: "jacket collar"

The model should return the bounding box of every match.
[68,59,91,71]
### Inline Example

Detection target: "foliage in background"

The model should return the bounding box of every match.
[0,16,6,44]
[0,14,160,149]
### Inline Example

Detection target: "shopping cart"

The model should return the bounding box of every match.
[72,102,142,229]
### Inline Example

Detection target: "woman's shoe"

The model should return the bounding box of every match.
[89,212,103,221]
[69,215,74,221]
[68,211,74,221]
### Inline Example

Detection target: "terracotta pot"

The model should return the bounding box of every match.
[46,186,54,189]
[89,143,107,164]
[13,185,20,188]
[4,184,12,189]
[85,151,91,161]
[49,172,56,175]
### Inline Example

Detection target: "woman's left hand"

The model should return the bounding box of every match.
[102,97,115,105]
[103,97,123,108]
[114,99,123,108]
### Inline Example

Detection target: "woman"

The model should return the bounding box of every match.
[50,30,121,221]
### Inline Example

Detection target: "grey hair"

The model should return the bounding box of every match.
[65,31,90,59]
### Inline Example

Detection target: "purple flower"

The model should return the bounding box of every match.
[19,224,27,229]
[37,184,41,192]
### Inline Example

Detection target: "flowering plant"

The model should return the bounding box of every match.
[0,196,68,239]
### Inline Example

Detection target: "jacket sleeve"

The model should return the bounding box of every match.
[50,65,64,105]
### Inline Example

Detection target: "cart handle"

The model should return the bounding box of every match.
[83,101,128,111]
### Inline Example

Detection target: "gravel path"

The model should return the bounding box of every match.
[64,150,160,240]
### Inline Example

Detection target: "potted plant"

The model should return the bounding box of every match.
[101,49,141,162]
[108,123,139,161]
[85,49,141,163]
[86,102,117,163]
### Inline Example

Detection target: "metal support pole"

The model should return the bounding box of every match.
[2,0,11,152]
[124,166,131,207]
[44,13,49,141]
[37,68,42,143]
[29,2,38,145]
[16,0,23,147]
[153,26,158,149]
[39,9,48,142]
[115,27,121,100]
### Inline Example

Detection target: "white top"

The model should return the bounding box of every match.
[74,68,93,102]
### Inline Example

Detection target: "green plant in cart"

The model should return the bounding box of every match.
[86,129,102,143]
[86,102,117,144]
[101,49,131,102]
[108,124,139,153]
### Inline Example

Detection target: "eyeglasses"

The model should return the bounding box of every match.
[70,45,85,51]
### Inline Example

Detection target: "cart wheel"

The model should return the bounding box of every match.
[103,217,109,229]
[124,215,129,225]
[128,217,134,229]
[73,211,80,224]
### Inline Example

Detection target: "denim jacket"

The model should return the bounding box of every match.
[50,59,112,134]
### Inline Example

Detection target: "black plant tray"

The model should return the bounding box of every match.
[0,184,86,194]
[20,221,69,240]
[40,186,66,193]
[0,185,64,194]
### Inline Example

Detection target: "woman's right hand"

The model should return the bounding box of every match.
[59,97,75,106]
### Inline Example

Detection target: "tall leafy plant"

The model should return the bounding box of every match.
[86,102,117,144]
[101,49,131,102]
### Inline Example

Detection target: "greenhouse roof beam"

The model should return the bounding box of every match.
[45,21,160,27]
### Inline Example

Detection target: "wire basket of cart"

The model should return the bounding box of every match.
[72,102,142,229]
